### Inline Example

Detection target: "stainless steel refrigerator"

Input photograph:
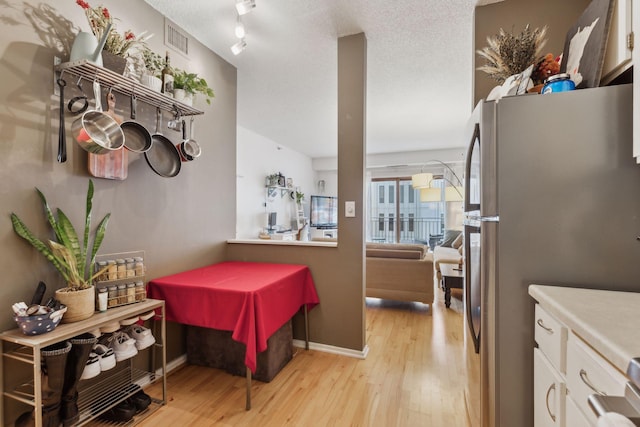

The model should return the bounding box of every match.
[462,83,640,427]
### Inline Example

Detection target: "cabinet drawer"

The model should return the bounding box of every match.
[534,348,566,427]
[566,395,593,427]
[566,332,627,425]
[535,304,567,374]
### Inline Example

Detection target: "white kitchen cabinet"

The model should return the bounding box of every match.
[534,348,566,427]
[565,331,628,426]
[601,0,633,85]
[565,393,591,426]
[533,304,567,427]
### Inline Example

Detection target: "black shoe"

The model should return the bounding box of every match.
[127,390,151,413]
[98,401,136,422]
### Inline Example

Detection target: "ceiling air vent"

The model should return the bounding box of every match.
[164,18,189,57]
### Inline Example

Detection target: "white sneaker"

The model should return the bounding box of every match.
[94,343,116,371]
[125,325,156,350]
[108,331,138,361]
[80,352,101,380]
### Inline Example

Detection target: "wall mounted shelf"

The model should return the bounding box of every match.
[56,60,204,116]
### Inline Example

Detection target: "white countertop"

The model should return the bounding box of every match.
[227,239,337,247]
[529,284,640,376]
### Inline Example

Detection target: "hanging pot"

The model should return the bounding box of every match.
[144,108,181,177]
[176,117,201,161]
[70,81,125,154]
[121,94,152,153]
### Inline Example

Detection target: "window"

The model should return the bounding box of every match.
[367,177,446,244]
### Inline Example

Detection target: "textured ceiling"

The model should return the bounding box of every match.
[144,0,477,159]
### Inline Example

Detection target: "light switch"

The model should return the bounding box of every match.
[345,201,356,217]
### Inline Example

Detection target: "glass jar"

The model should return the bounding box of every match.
[126,283,136,303]
[135,281,145,301]
[107,285,118,308]
[125,258,135,278]
[107,260,117,281]
[116,259,126,279]
[96,261,108,281]
[542,73,575,94]
[117,284,127,305]
[97,287,108,312]
[134,257,145,276]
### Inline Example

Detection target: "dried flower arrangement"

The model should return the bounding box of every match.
[76,0,150,57]
[477,24,548,84]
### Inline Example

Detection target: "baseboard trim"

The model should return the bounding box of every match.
[293,339,369,359]
[145,343,367,386]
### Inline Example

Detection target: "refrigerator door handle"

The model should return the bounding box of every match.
[464,123,481,213]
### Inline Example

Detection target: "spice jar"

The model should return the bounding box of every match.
[134,257,145,276]
[135,281,145,301]
[126,283,136,303]
[107,285,118,308]
[117,284,127,305]
[116,259,126,279]
[107,260,117,281]
[125,258,135,278]
[96,261,108,281]
[97,288,108,312]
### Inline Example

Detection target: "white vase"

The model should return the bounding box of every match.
[140,74,162,92]
[174,89,193,106]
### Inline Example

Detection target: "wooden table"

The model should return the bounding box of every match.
[440,264,463,308]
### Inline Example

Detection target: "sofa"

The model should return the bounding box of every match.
[433,232,464,288]
[365,243,434,305]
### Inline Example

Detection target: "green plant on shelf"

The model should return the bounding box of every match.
[173,68,215,104]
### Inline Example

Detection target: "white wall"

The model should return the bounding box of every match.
[236,126,316,238]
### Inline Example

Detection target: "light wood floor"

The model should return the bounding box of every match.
[138,290,469,427]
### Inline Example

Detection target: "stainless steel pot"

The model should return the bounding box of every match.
[70,81,124,154]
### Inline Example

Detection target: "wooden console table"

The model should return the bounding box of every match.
[440,264,463,308]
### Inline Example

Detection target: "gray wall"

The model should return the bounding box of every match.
[474,0,591,105]
[227,33,368,352]
[0,0,236,362]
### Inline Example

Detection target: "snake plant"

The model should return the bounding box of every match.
[10,180,110,290]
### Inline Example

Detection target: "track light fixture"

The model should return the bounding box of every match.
[235,15,246,39]
[231,38,247,55]
[235,0,256,15]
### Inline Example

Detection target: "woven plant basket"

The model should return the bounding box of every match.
[55,286,95,323]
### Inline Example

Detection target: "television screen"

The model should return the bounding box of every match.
[310,195,338,228]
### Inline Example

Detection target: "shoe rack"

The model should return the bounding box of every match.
[0,299,166,427]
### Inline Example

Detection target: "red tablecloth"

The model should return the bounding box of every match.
[147,261,319,373]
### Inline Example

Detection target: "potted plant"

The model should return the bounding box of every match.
[173,68,215,105]
[138,47,164,91]
[10,180,110,322]
[75,1,151,74]
[295,190,305,204]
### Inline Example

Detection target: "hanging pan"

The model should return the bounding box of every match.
[70,80,124,154]
[144,108,181,178]
[121,93,152,153]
